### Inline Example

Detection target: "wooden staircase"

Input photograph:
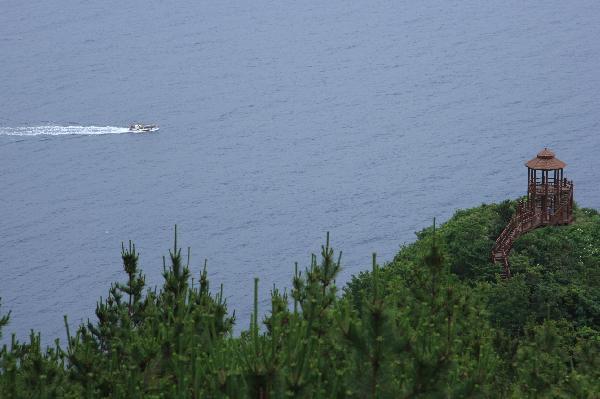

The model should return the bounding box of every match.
[491,181,573,278]
[491,202,535,278]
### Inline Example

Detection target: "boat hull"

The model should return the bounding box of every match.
[129,124,159,133]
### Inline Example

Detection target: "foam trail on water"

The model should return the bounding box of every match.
[0,126,131,136]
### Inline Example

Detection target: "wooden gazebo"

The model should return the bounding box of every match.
[491,149,574,277]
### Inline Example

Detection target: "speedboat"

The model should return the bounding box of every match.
[129,124,159,132]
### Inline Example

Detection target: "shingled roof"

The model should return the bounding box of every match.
[525,148,566,170]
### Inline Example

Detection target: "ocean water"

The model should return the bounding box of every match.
[1,0,599,343]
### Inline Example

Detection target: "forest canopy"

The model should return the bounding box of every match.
[1,201,599,398]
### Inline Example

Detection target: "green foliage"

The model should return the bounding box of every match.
[346,203,600,397]
[510,321,600,397]
[351,227,499,398]
[0,202,599,397]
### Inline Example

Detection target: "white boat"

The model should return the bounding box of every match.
[129,124,159,132]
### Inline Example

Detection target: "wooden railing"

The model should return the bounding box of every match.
[491,181,573,278]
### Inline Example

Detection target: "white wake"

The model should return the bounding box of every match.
[0,126,132,136]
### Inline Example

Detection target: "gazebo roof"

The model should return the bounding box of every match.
[525,148,566,170]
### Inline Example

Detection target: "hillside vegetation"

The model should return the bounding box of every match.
[1,202,599,398]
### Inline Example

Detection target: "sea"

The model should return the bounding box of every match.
[1,0,599,344]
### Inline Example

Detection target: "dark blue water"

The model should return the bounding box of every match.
[1,0,599,343]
